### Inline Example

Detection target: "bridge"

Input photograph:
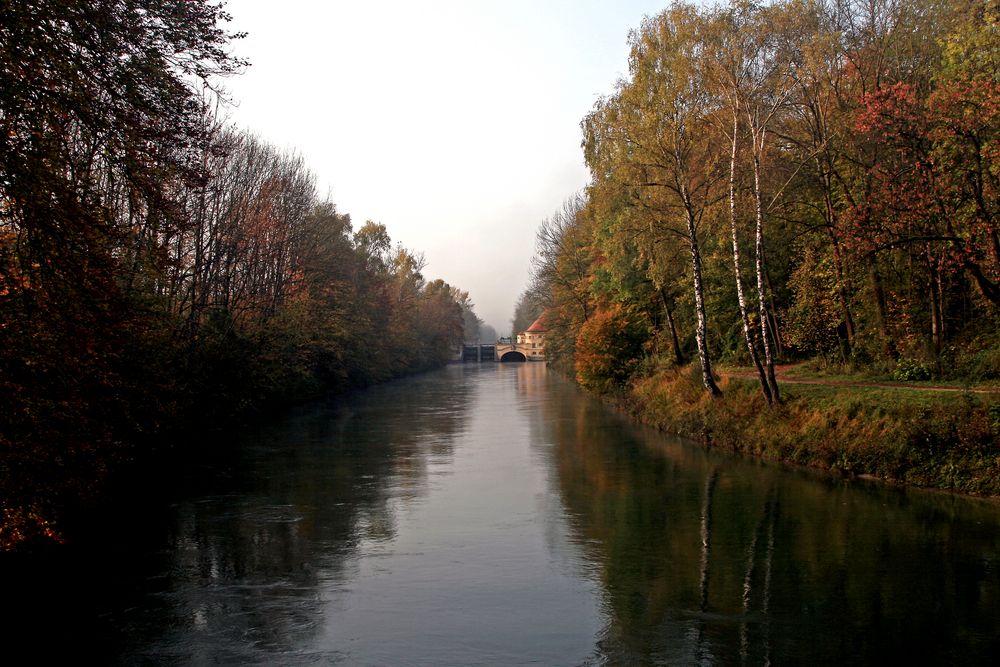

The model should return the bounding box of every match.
[460,339,542,363]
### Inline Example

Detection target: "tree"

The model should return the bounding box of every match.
[704,2,774,403]
[479,323,499,343]
[584,189,687,367]
[420,279,466,365]
[782,2,859,352]
[525,194,597,370]
[450,287,483,342]
[531,193,594,323]
[786,245,842,355]
[1,1,245,293]
[584,3,724,396]
[512,288,545,336]
[0,0,245,547]
[737,0,799,402]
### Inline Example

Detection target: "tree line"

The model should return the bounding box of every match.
[0,1,478,547]
[516,0,998,401]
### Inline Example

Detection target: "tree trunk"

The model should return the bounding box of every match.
[937,268,946,345]
[928,244,942,356]
[660,287,685,366]
[750,130,780,402]
[867,256,896,358]
[729,111,772,404]
[961,254,1000,307]
[827,226,856,347]
[685,207,722,397]
[764,264,784,358]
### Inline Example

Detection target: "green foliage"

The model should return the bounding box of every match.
[786,246,841,355]
[891,359,934,382]
[940,344,1000,383]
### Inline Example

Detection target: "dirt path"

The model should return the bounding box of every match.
[723,364,1000,395]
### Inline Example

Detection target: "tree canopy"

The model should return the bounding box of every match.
[0,1,479,549]
[526,0,1000,398]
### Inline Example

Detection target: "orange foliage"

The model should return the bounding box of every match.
[575,303,651,394]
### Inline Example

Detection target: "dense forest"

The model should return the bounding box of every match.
[0,2,479,548]
[516,0,999,400]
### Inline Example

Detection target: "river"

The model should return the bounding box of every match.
[6,363,1000,664]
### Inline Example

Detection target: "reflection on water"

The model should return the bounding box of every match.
[539,375,1000,665]
[5,364,1000,665]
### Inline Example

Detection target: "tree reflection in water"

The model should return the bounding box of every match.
[5,365,1000,665]
[137,370,474,661]
[5,368,474,664]
[536,373,1000,665]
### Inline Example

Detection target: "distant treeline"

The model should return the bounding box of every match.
[0,1,478,547]
[516,0,998,398]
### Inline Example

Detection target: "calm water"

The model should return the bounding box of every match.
[6,364,1000,664]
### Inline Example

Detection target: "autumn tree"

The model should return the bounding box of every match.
[0,0,245,546]
[531,193,595,323]
[527,193,597,370]
[524,0,999,400]
[584,187,688,367]
[704,2,775,402]
[584,3,725,396]
[511,288,545,337]
[451,287,484,342]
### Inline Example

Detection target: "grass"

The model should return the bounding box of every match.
[721,360,1000,390]
[626,365,1000,497]
[785,383,970,408]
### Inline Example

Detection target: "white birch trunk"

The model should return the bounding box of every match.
[750,125,780,403]
[729,110,772,404]
[685,199,722,397]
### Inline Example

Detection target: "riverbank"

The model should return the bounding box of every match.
[622,365,1000,497]
[0,355,456,554]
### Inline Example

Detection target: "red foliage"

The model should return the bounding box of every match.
[845,76,1000,294]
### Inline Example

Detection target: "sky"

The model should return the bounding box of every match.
[221,0,669,334]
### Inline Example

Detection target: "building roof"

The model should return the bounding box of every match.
[525,313,546,333]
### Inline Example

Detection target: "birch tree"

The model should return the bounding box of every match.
[705,4,774,403]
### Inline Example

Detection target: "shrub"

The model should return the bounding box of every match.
[575,303,651,394]
[891,358,933,381]
[955,346,1000,382]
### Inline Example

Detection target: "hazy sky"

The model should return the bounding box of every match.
[222,0,667,333]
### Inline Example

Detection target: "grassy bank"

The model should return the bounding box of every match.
[625,365,1000,496]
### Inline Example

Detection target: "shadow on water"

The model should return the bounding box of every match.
[535,372,1000,665]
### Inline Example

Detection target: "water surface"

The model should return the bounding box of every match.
[6,364,1000,664]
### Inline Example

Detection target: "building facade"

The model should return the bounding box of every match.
[516,314,546,361]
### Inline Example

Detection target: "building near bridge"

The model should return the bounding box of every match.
[516,314,546,361]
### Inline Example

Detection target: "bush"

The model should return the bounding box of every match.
[575,303,651,394]
[891,358,933,381]
[955,347,1000,382]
